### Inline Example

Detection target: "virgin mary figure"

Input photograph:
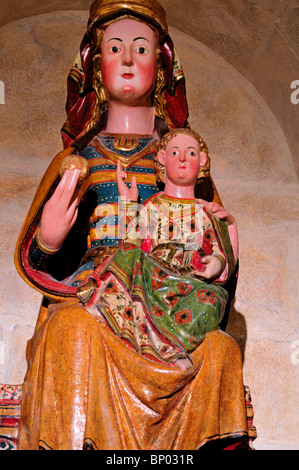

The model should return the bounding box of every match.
[15,0,249,450]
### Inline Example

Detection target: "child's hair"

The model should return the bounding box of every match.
[154,128,210,184]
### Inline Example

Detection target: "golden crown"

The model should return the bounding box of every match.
[88,0,168,32]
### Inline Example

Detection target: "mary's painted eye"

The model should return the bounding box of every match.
[109,45,121,53]
[171,151,179,156]
[136,46,148,54]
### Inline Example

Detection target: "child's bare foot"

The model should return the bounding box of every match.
[86,304,108,325]
[176,358,193,371]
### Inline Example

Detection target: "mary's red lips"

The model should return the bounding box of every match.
[122,73,134,79]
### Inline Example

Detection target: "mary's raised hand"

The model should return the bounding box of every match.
[39,169,81,250]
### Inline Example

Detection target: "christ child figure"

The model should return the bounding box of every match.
[117,127,237,283]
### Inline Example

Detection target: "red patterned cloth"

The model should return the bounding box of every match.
[0,385,22,450]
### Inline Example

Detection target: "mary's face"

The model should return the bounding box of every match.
[101,19,157,106]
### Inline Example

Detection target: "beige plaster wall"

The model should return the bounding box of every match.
[0,10,298,450]
[160,0,299,179]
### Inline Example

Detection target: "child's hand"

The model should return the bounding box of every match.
[117,160,138,201]
[193,255,223,281]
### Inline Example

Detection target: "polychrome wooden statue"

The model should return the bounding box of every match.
[14,0,249,450]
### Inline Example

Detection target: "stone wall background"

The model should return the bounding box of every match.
[0,5,298,450]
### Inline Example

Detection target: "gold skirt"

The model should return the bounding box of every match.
[18,299,248,450]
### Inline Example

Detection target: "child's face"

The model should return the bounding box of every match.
[159,134,204,187]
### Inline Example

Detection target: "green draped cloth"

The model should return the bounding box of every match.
[106,244,228,354]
